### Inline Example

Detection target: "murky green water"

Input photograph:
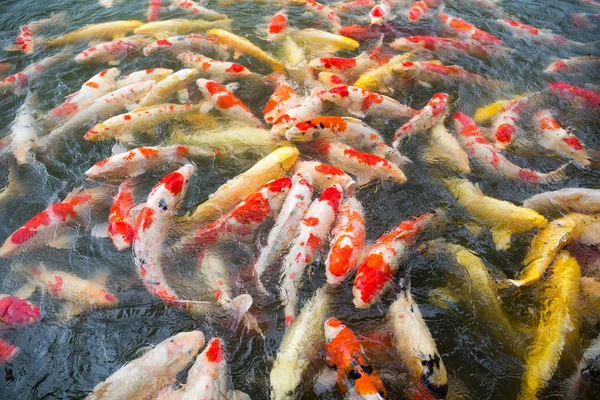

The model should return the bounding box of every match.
[0,0,599,399]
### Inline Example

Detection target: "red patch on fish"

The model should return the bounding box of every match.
[206,339,223,362]
[344,146,384,166]
[516,169,540,183]
[0,296,41,327]
[139,147,160,159]
[162,172,185,195]
[320,57,357,71]
[563,136,584,150]
[315,163,345,176]
[225,63,246,73]
[495,124,515,143]
[328,86,350,97]
[320,185,343,211]
[304,217,320,227]
[85,82,100,89]
[355,253,392,304]
[361,91,383,111]
[48,275,63,296]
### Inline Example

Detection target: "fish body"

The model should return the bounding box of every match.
[497,19,595,50]
[545,56,600,75]
[524,188,600,214]
[490,96,532,149]
[263,75,300,124]
[353,54,411,93]
[8,13,65,54]
[143,34,227,58]
[308,53,379,78]
[271,94,324,137]
[169,0,228,20]
[47,21,143,47]
[179,52,258,82]
[408,0,441,22]
[0,51,70,95]
[197,78,263,127]
[108,180,136,251]
[0,294,41,328]
[10,92,39,165]
[353,213,434,308]
[318,72,346,88]
[305,0,342,31]
[289,29,360,53]
[324,318,387,399]
[295,160,356,191]
[147,0,162,22]
[280,184,343,326]
[134,19,231,36]
[86,331,205,400]
[422,123,471,173]
[325,197,366,286]
[321,85,417,118]
[547,81,600,109]
[438,12,502,45]
[393,60,493,86]
[267,9,288,41]
[133,165,196,304]
[74,36,151,64]
[0,339,19,364]
[393,92,448,146]
[115,68,172,89]
[138,68,198,107]
[391,35,511,59]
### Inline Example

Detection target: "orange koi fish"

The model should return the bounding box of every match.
[497,18,597,51]
[321,85,417,118]
[197,78,263,127]
[408,0,441,22]
[439,12,502,45]
[393,93,449,146]
[108,179,136,251]
[263,74,300,124]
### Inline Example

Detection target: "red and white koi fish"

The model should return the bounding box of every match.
[497,19,597,51]
[323,318,387,399]
[147,0,163,22]
[393,92,449,146]
[545,56,600,75]
[9,92,39,165]
[267,9,288,41]
[0,294,41,328]
[6,13,65,54]
[0,186,110,258]
[286,116,407,165]
[0,339,19,364]
[280,184,343,326]
[353,213,435,308]
[86,145,212,179]
[305,0,342,31]
[263,74,300,124]
[115,67,172,89]
[21,263,118,319]
[253,172,313,292]
[187,177,291,249]
[49,68,120,120]
[547,82,600,109]
[532,110,590,168]
[169,0,228,20]
[490,96,529,149]
[315,142,407,186]
[133,164,196,304]
[143,34,227,58]
[408,0,441,22]
[370,0,392,25]
[197,78,263,127]
[335,0,376,12]
[393,60,494,87]
[179,52,259,82]
[86,331,205,400]
[138,68,198,107]
[318,72,346,88]
[295,160,356,191]
[308,53,380,79]
[453,112,568,184]
[0,51,70,96]
[338,24,391,41]
[325,197,366,286]
[321,85,417,118]
[439,12,502,45]
[570,12,600,29]
[270,93,324,137]
[74,36,151,65]
[387,288,448,399]
[391,36,512,60]
[108,179,136,251]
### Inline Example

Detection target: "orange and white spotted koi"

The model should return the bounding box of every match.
[490,96,529,149]
[0,186,111,258]
[0,339,19,364]
[138,68,198,107]
[267,9,288,41]
[439,12,503,45]
[453,112,568,184]
[6,13,65,54]
[270,93,324,137]
[391,36,512,60]
[335,0,375,12]
[115,68,173,89]
[545,56,600,75]
[74,36,151,64]
[308,53,380,79]
[0,293,40,328]
[280,184,343,326]
[321,85,417,119]
[263,74,300,124]
[197,78,263,127]
[49,68,120,120]
[353,213,435,308]
[370,1,392,25]
[295,160,356,191]
[408,0,441,22]
[133,164,195,304]
[393,60,494,87]
[325,197,366,286]
[315,141,407,186]
[108,179,136,251]
[179,52,259,82]
[143,34,227,58]
[147,0,163,22]
[497,19,597,51]
[324,318,387,399]
[86,145,212,179]
[532,110,590,168]
[305,0,342,31]
[318,72,347,88]
[185,177,292,250]
[393,92,449,146]
[286,116,407,165]
[547,82,600,109]
[169,0,228,20]
[0,51,70,96]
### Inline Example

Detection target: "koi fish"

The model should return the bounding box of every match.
[0,186,111,258]
[49,68,120,120]
[286,116,407,165]
[74,36,151,64]
[408,0,442,22]
[0,293,41,328]
[85,331,205,400]
[353,54,412,93]
[442,177,547,249]
[288,29,360,54]
[315,142,407,186]
[114,68,172,89]
[46,20,144,47]
[143,34,227,58]
[179,52,260,82]
[391,35,512,60]
[133,164,196,304]
[321,85,417,118]
[308,53,380,79]
[207,28,285,72]
[438,12,502,45]
[9,92,39,165]
[305,0,342,31]
[280,184,343,326]
[263,74,300,124]
[84,103,202,142]
[0,63,11,77]
[0,51,71,96]
[523,188,600,215]
[422,123,471,174]
[146,0,162,22]
[453,112,568,184]
[388,287,448,399]
[267,9,288,41]
[393,60,495,87]
[325,197,366,286]
[0,164,26,209]
[270,286,330,400]
[107,179,136,251]
[497,19,597,51]
[295,160,356,191]
[335,0,375,11]
[0,339,19,364]
[547,82,600,109]
[317,72,346,88]
[169,0,228,20]
[510,213,599,287]
[134,19,231,37]
[324,318,387,399]
[138,68,198,107]
[5,13,65,54]
[518,251,581,400]
[570,12,600,29]
[196,78,263,127]
[393,93,449,146]
[532,110,590,167]
[270,92,325,136]
[370,1,392,25]
[545,56,600,75]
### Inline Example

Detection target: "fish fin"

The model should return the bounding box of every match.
[491,228,512,250]
[5,162,26,199]
[91,222,109,239]
[117,133,136,144]
[199,102,214,114]
[233,50,241,59]
[224,82,239,92]
[48,231,77,250]
[176,88,189,103]
[58,302,86,322]
[348,109,367,118]
[13,282,37,299]
[229,293,252,323]
[465,222,483,236]
[111,142,128,155]
[417,80,433,88]
[231,391,251,400]
[3,44,21,52]
[90,271,110,286]
[314,368,337,395]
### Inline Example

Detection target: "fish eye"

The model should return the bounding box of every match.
[348,370,361,380]
[327,364,337,371]
[361,365,373,374]
[379,391,385,397]
[170,339,175,343]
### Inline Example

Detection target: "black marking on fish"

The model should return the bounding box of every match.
[158,198,168,211]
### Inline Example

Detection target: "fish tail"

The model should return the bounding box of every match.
[540,162,571,183]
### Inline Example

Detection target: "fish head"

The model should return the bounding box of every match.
[85,284,119,307]
[429,93,449,117]
[393,61,419,76]
[84,123,111,141]
[162,330,206,370]
[265,176,292,210]
[312,162,355,192]
[159,164,196,204]
[0,295,41,328]
[109,221,135,251]
[322,86,350,104]
[545,60,568,74]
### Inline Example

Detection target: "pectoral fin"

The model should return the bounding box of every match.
[491,228,512,250]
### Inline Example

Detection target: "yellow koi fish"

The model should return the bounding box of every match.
[46,20,143,47]
[474,95,527,123]
[353,54,412,93]
[134,19,231,37]
[288,28,359,55]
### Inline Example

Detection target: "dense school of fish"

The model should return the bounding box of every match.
[0,0,599,399]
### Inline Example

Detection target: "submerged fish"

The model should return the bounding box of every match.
[9,92,39,165]
[497,19,597,51]
[196,79,263,127]
[143,34,227,58]
[6,13,66,54]
[107,179,136,251]
[523,188,600,215]
[134,19,231,36]
[545,56,600,75]
[393,93,449,146]
[391,35,512,60]
[263,74,300,125]
[0,339,19,365]
[46,20,143,47]
[0,51,71,96]
[114,68,172,89]
[422,123,471,174]
[179,52,260,82]
[322,85,417,119]
[74,36,151,65]
[138,68,198,107]
[0,293,41,328]
[438,12,502,45]
[547,82,600,109]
